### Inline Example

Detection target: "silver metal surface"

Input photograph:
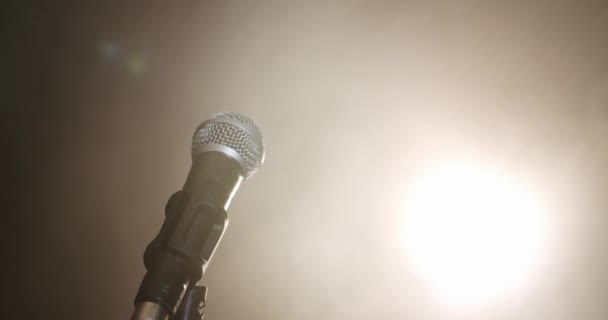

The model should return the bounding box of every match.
[192,112,265,179]
[131,302,169,320]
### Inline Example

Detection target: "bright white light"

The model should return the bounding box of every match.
[401,159,548,308]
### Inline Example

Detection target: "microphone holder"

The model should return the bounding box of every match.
[175,285,208,320]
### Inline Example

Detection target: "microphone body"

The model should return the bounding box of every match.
[132,113,264,320]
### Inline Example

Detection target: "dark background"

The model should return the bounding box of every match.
[4,1,608,319]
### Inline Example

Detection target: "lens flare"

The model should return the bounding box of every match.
[127,54,146,74]
[401,159,549,308]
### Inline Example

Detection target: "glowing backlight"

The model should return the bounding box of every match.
[401,159,549,308]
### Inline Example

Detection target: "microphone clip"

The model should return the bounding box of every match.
[175,285,208,320]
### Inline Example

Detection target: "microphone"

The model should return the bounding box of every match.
[132,112,265,320]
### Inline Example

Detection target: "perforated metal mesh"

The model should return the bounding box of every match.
[192,112,265,179]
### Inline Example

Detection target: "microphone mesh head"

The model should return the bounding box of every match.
[192,112,265,179]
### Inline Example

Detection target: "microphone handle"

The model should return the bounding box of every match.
[133,152,242,318]
[132,302,169,320]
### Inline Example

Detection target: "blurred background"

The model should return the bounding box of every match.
[4,1,608,319]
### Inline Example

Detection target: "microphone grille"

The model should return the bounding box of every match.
[192,112,265,179]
